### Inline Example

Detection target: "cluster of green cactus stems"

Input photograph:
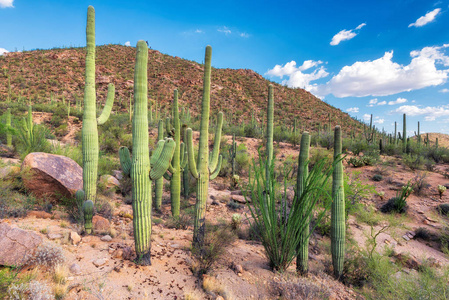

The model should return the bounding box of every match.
[164,90,188,217]
[154,119,164,211]
[119,40,175,265]
[6,108,12,147]
[186,45,223,248]
[22,105,34,147]
[78,6,115,205]
[296,132,310,275]
[331,125,345,278]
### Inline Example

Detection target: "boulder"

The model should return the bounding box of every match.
[231,195,248,204]
[99,175,120,189]
[93,216,110,234]
[0,223,43,266]
[70,232,81,245]
[21,152,83,202]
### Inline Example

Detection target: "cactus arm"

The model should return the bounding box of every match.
[208,112,223,173]
[163,171,172,180]
[150,140,166,166]
[165,117,172,137]
[210,155,222,180]
[331,126,345,279]
[97,83,115,125]
[119,146,132,177]
[186,128,199,179]
[149,138,176,180]
[180,142,187,169]
[167,161,176,174]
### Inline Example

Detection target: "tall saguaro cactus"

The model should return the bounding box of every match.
[119,41,175,265]
[331,126,345,279]
[296,132,310,275]
[186,46,223,248]
[80,6,115,201]
[165,90,188,217]
[402,114,406,153]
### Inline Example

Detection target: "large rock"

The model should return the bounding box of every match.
[99,175,120,189]
[21,152,83,202]
[0,223,43,266]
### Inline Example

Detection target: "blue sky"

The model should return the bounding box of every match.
[1,0,449,134]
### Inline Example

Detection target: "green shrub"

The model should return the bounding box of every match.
[372,174,383,182]
[380,183,412,214]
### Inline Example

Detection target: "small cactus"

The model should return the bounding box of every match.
[438,185,446,199]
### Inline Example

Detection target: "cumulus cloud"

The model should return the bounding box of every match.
[0,48,9,55]
[195,29,203,33]
[218,26,231,35]
[388,97,407,105]
[240,32,250,38]
[392,104,449,121]
[266,60,328,91]
[346,107,359,113]
[0,0,14,8]
[409,8,441,27]
[330,23,366,46]
[313,45,449,98]
[439,88,449,93]
[367,98,386,106]
[378,101,387,105]
[124,41,131,46]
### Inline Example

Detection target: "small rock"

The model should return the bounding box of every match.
[113,249,123,259]
[216,296,224,300]
[70,232,81,245]
[93,258,108,267]
[27,211,52,219]
[230,190,242,196]
[69,263,81,274]
[67,276,74,281]
[99,175,120,189]
[93,216,110,234]
[402,235,410,241]
[169,243,180,249]
[231,195,247,204]
[112,170,123,180]
[48,233,63,240]
[101,235,112,242]
[234,264,243,273]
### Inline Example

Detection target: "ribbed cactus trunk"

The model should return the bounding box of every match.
[186,46,223,248]
[331,126,345,279]
[81,6,115,202]
[6,108,12,147]
[154,120,164,211]
[394,121,397,145]
[83,200,94,234]
[417,121,420,146]
[296,132,310,275]
[402,114,406,153]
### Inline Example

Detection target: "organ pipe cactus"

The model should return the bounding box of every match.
[83,200,94,234]
[119,40,175,265]
[154,120,164,211]
[186,45,223,248]
[331,125,345,279]
[79,6,115,202]
[164,90,188,217]
[296,132,310,275]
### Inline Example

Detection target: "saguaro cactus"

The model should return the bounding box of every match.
[186,45,223,248]
[331,125,345,279]
[154,119,164,211]
[6,108,12,147]
[164,90,188,217]
[229,134,237,178]
[402,114,406,152]
[296,132,310,275]
[119,41,175,265]
[80,6,115,202]
[83,200,94,234]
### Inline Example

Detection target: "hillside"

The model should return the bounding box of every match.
[0,44,361,133]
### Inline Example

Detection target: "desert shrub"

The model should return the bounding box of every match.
[191,224,236,275]
[15,123,51,159]
[270,277,330,300]
[8,280,53,300]
[414,227,431,241]
[372,174,383,182]
[437,203,449,215]
[27,243,65,268]
[411,172,428,196]
[350,139,369,156]
[95,195,114,219]
[380,183,412,214]
[166,214,192,230]
[402,154,428,171]
[227,200,243,210]
[382,143,403,156]
[309,148,332,169]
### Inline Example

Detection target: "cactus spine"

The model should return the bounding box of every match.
[331,126,345,279]
[83,200,94,234]
[296,132,310,275]
[80,6,115,202]
[165,90,188,217]
[186,46,223,247]
[154,120,164,211]
[119,41,175,265]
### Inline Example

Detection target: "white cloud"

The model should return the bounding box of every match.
[0,48,9,55]
[368,98,378,107]
[378,101,387,105]
[124,41,131,47]
[374,118,385,124]
[409,8,441,27]
[363,114,371,121]
[218,26,231,35]
[330,23,366,46]
[195,29,203,33]
[388,97,407,105]
[313,45,449,98]
[439,88,449,93]
[392,104,449,121]
[346,107,359,113]
[0,0,14,8]
[240,32,250,38]
[363,114,383,124]
[266,60,328,91]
